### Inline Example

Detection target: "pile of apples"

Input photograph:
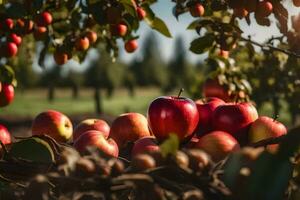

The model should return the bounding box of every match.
[0,87,287,163]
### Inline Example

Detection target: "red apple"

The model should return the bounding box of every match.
[131,136,159,157]
[0,84,14,107]
[219,49,229,58]
[33,26,48,41]
[73,119,110,141]
[293,0,300,7]
[16,19,34,34]
[35,11,53,26]
[74,130,118,157]
[75,36,90,51]
[1,18,14,30]
[137,7,146,20]
[2,42,18,57]
[85,31,97,44]
[8,33,22,46]
[0,124,11,145]
[147,92,199,142]
[212,102,258,145]
[234,8,248,19]
[256,1,273,17]
[32,110,73,142]
[203,79,232,102]
[110,113,151,148]
[195,97,225,136]
[189,3,205,17]
[110,23,127,37]
[249,116,287,148]
[125,39,138,53]
[53,51,70,65]
[194,131,240,162]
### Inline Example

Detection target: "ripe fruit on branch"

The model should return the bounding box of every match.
[137,7,146,20]
[195,97,225,136]
[0,124,12,145]
[33,26,48,41]
[110,23,127,37]
[16,19,34,34]
[85,31,98,44]
[212,102,258,145]
[73,130,119,157]
[2,42,18,58]
[53,51,70,65]
[194,131,240,162]
[147,90,199,142]
[1,18,14,30]
[256,1,273,17]
[0,84,14,107]
[219,49,229,58]
[131,136,159,157]
[32,110,73,142]
[75,36,90,51]
[35,11,53,26]
[73,119,110,141]
[8,33,22,46]
[125,39,138,53]
[110,113,151,148]
[189,3,205,17]
[234,8,248,19]
[203,79,231,102]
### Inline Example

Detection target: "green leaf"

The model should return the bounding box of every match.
[9,137,55,163]
[159,134,179,157]
[190,34,215,54]
[187,20,201,30]
[120,0,137,17]
[0,65,17,86]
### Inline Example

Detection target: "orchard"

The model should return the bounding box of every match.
[0,0,300,200]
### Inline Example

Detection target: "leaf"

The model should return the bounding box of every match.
[9,137,55,163]
[186,20,201,30]
[160,134,180,158]
[0,65,17,86]
[120,0,137,17]
[190,34,215,54]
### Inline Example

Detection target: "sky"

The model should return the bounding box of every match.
[35,1,300,73]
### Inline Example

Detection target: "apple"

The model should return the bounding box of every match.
[256,1,273,17]
[2,42,18,58]
[35,11,53,26]
[249,116,287,147]
[110,23,127,37]
[131,136,159,157]
[8,33,22,46]
[212,102,258,145]
[194,131,240,162]
[53,51,70,65]
[74,130,118,157]
[293,0,300,7]
[189,3,205,17]
[195,97,225,136]
[33,26,48,41]
[75,36,90,51]
[73,119,110,141]
[234,8,248,19]
[16,19,34,34]
[202,79,232,102]
[137,7,147,20]
[219,49,229,58]
[0,84,14,107]
[125,39,138,53]
[0,124,12,145]
[1,18,14,30]
[147,90,199,142]
[32,110,73,142]
[110,112,151,148]
[0,82,2,92]
[86,31,97,44]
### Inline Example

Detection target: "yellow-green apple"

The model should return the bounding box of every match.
[0,124,11,145]
[189,3,205,17]
[202,79,232,102]
[212,102,258,145]
[249,116,287,149]
[194,131,240,162]
[195,97,225,136]
[131,136,159,157]
[110,113,151,148]
[73,130,118,157]
[0,84,14,107]
[32,110,73,142]
[147,92,199,142]
[73,119,110,141]
[256,1,273,17]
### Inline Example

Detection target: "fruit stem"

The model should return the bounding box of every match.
[178,88,184,98]
[273,115,279,122]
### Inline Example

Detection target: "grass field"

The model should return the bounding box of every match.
[0,87,293,127]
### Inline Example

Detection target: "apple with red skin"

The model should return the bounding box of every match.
[1,18,14,31]
[131,136,159,157]
[194,131,240,162]
[203,79,232,102]
[74,119,110,141]
[125,39,138,53]
[234,8,248,19]
[147,92,199,142]
[32,110,73,142]
[75,37,90,51]
[0,124,11,145]
[195,97,225,136]
[249,116,287,148]
[74,130,118,157]
[35,11,53,26]
[137,7,147,20]
[256,1,273,17]
[110,113,151,148]
[0,84,14,107]
[219,49,229,58]
[33,26,48,41]
[189,3,205,17]
[16,19,34,34]
[293,0,300,7]
[2,42,18,58]
[53,51,70,65]
[8,33,22,46]
[212,102,258,145]
[110,23,127,37]
[86,31,97,44]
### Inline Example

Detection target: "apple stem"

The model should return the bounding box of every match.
[273,115,279,122]
[178,88,184,98]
